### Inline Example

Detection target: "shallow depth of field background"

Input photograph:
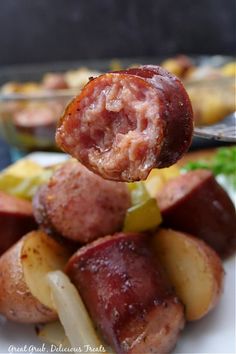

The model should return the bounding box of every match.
[0,0,235,66]
[0,0,235,167]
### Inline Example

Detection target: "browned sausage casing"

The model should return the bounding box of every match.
[33,160,131,243]
[66,232,185,354]
[156,170,236,258]
[0,191,37,255]
[56,65,193,182]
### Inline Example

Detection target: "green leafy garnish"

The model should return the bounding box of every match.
[182,146,236,188]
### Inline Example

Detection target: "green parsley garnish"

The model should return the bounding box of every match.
[182,146,236,188]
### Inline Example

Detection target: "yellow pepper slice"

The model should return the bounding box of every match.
[123,198,162,233]
[127,181,150,206]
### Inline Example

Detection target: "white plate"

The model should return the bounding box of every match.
[0,152,235,354]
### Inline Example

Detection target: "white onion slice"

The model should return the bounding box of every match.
[46,270,107,353]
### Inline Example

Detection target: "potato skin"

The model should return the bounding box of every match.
[153,228,224,321]
[0,236,57,323]
[195,235,224,315]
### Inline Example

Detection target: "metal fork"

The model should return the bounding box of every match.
[194,112,236,142]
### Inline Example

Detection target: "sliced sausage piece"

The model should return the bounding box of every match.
[156,170,236,258]
[66,232,185,354]
[32,184,82,252]
[13,102,63,142]
[42,73,69,90]
[0,191,37,255]
[56,65,193,182]
[33,160,131,243]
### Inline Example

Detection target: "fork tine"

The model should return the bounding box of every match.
[194,112,236,142]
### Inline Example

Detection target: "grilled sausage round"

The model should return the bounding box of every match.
[156,169,236,258]
[66,232,185,354]
[56,65,193,182]
[0,191,37,255]
[33,160,131,243]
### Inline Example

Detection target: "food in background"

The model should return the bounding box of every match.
[162,56,235,126]
[64,67,101,89]
[153,229,224,321]
[185,61,236,81]
[42,73,69,90]
[184,59,235,125]
[0,68,102,95]
[0,82,41,94]
[13,101,63,135]
[109,59,123,71]
[186,77,235,125]
[0,159,53,200]
[1,58,234,153]
[185,66,223,81]
[0,230,69,323]
[156,169,236,258]
[66,232,185,354]
[161,55,194,79]
[220,61,236,76]
[0,191,37,255]
[0,67,102,152]
[56,65,193,182]
[33,160,131,243]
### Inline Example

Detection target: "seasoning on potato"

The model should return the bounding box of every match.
[152,228,224,321]
[0,230,70,323]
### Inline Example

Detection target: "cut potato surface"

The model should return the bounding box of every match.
[144,165,180,198]
[0,230,70,323]
[152,229,224,321]
[22,230,70,310]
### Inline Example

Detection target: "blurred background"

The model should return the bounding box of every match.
[0,0,235,65]
[0,0,235,168]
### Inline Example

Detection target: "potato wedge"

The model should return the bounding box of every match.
[21,230,70,311]
[152,229,224,321]
[144,166,180,198]
[0,230,69,323]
